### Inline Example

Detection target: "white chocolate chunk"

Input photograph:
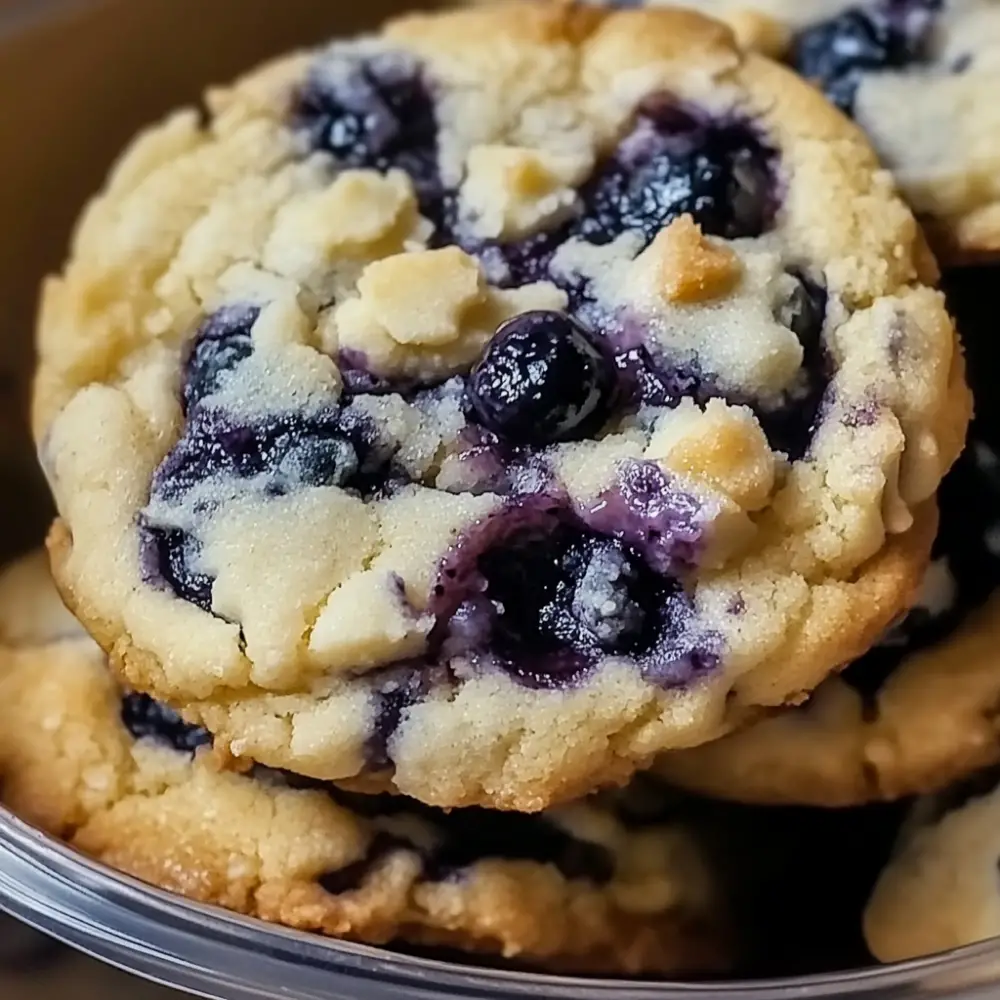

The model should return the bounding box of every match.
[460,144,591,240]
[645,399,776,511]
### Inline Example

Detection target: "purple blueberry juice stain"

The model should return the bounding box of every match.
[792,0,942,114]
[120,693,212,753]
[427,492,719,690]
[583,460,707,576]
[573,269,828,460]
[294,49,444,220]
[842,399,880,429]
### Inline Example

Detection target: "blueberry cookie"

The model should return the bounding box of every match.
[864,768,1000,962]
[35,3,968,810]
[0,645,730,974]
[656,440,1000,805]
[656,268,1000,805]
[607,1,1000,263]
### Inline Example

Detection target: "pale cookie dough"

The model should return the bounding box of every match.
[656,268,1000,805]
[864,770,1000,962]
[656,439,1000,806]
[0,640,731,974]
[608,0,1000,263]
[35,3,968,809]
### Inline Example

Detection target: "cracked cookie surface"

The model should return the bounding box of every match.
[35,3,967,809]
[656,268,1000,806]
[610,0,1000,263]
[656,440,1000,805]
[0,557,730,975]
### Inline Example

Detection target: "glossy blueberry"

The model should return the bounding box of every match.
[120,693,212,753]
[183,305,259,413]
[574,101,776,248]
[295,51,442,214]
[480,528,656,662]
[466,311,617,445]
[792,2,940,114]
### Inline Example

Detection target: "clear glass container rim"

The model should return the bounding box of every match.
[3,806,1000,1000]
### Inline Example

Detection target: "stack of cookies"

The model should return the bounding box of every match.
[6,0,1000,978]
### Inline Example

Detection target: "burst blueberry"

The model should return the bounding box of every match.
[573,100,776,248]
[466,311,617,445]
[183,305,259,413]
[295,51,442,214]
[792,2,940,114]
[478,525,659,664]
[120,692,212,753]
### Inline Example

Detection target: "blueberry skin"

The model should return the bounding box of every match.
[574,102,776,249]
[466,311,617,445]
[183,305,259,413]
[295,51,442,217]
[792,2,941,114]
[120,692,212,753]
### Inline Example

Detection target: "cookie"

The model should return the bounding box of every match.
[34,3,968,810]
[0,644,730,975]
[864,768,1000,962]
[656,441,1000,805]
[656,268,1000,806]
[602,0,1000,264]
[0,548,84,646]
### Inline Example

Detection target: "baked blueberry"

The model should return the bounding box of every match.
[466,311,617,445]
[791,2,940,113]
[183,305,259,413]
[295,50,442,214]
[143,526,214,612]
[574,100,776,247]
[120,692,212,753]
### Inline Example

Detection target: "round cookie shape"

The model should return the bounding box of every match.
[0,640,731,975]
[612,0,1000,264]
[864,768,1000,962]
[35,3,968,810]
